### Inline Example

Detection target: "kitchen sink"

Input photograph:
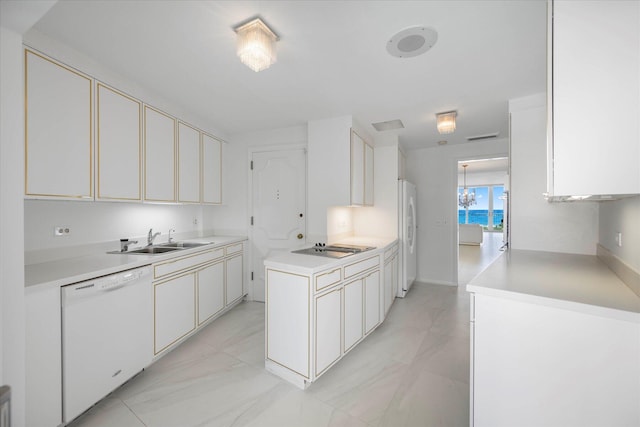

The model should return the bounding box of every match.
[158,241,212,248]
[108,241,213,255]
[126,246,183,254]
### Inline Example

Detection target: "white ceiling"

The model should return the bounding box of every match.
[27,0,547,150]
[458,157,509,174]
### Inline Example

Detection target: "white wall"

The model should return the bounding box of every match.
[406,139,509,285]
[458,170,507,187]
[24,200,207,256]
[0,25,27,427]
[599,196,640,272]
[509,94,599,255]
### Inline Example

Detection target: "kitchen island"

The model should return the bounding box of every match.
[264,237,398,389]
[467,249,640,427]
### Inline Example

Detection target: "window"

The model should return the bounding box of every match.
[458,185,504,231]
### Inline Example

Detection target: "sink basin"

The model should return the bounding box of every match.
[159,241,212,248]
[126,246,183,254]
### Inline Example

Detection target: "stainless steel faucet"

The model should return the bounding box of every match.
[120,239,138,252]
[147,228,161,246]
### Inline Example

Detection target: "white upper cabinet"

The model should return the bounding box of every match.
[549,0,640,196]
[25,50,93,199]
[177,122,200,203]
[144,106,176,202]
[96,83,142,201]
[364,142,374,206]
[351,131,365,206]
[201,133,222,204]
[350,130,374,207]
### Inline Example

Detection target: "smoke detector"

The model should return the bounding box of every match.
[387,26,438,58]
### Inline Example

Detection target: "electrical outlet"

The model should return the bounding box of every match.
[54,226,71,236]
[193,218,198,225]
[615,232,622,247]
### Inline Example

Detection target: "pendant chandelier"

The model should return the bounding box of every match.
[458,164,476,209]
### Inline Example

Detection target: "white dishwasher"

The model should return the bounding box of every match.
[61,266,152,423]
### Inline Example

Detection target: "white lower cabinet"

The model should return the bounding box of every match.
[343,279,363,352]
[471,292,640,427]
[152,241,246,356]
[265,248,393,389]
[226,253,244,305]
[383,246,398,317]
[197,260,224,325]
[315,288,342,376]
[364,270,380,334]
[154,273,196,354]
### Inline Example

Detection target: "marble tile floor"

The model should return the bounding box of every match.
[458,231,505,285]
[70,282,470,427]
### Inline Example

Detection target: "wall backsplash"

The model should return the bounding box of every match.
[24,199,208,253]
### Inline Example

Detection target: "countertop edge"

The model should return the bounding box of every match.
[466,249,640,323]
[25,235,247,291]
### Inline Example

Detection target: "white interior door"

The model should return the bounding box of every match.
[251,149,306,302]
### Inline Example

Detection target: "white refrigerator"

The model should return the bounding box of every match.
[398,180,417,298]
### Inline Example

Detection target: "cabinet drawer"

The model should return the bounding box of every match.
[154,248,224,279]
[315,268,342,292]
[225,242,243,256]
[344,255,380,279]
[384,245,398,261]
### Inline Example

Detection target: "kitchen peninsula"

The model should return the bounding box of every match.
[467,249,640,427]
[264,237,398,389]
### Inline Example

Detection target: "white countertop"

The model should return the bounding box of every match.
[264,237,398,275]
[466,249,640,323]
[25,235,247,291]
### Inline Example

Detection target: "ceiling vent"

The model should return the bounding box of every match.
[387,27,438,58]
[466,132,500,142]
[372,119,405,131]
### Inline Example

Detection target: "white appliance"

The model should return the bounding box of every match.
[398,180,417,298]
[61,266,152,423]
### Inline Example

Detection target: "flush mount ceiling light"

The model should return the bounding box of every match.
[372,119,405,132]
[387,26,438,58]
[234,17,279,72]
[436,110,457,134]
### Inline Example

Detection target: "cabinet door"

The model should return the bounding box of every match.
[177,122,200,203]
[225,253,244,305]
[344,278,363,352]
[144,106,176,202]
[202,133,222,204]
[551,1,640,196]
[154,273,195,354]
[315,288,342,376]
[25,50,92,199]
[364,142,374,206]
[350,130,364,205]
[384,258,394,316]
[364,270,380,334]
[197,260,224,325]
[96,83,141,200]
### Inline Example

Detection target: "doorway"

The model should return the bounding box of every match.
[250,148,306,302]
[456,157,508,285]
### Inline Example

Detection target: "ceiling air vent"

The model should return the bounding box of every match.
[372,119,404,131]
[466,132,500,142]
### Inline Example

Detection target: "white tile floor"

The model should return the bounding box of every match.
[69,282,472,427]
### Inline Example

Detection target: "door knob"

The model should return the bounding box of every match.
[297,233,304,239]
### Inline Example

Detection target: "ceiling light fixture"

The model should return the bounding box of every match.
[436,111,457,134]
[234,17,278,72]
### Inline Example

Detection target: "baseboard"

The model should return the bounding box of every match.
[415,279,458,287]
[597,244,640,298]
